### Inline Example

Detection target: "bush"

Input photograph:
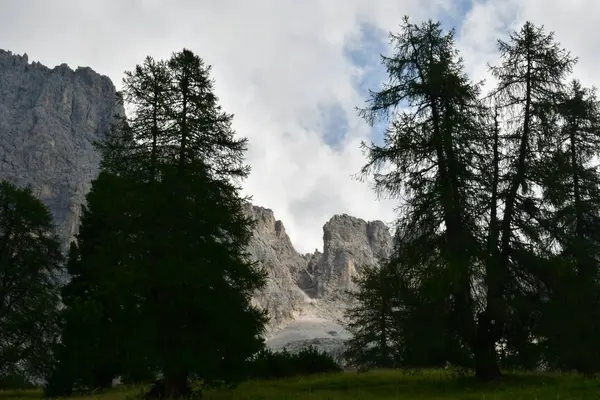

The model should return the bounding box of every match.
[0,372,36,390]
[246,346,342,380]
[120,367,157,385]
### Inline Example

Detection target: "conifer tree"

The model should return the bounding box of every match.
[45,172,142,396]
[478,22,577,377]
[534,81,600,374]
[0,181,63,382]
[357,16,485,376]
[343,265,399,369]
[53,50,267,398]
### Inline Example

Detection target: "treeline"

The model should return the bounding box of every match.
[344,18,600,380]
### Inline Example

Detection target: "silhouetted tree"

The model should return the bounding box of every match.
[357,17,485,377]
[45,172,139,396]
[477,22,577,378]
[344,265,399,369]
[53,50,268,399]
[534,80,600,374]
[0,181,63,383]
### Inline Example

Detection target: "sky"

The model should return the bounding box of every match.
[2,0,600,254]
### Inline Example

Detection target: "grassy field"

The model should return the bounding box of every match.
[2,369,600,400]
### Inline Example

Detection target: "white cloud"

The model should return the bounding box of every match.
[7,0,596,254]
[457,0,600,93]
[2,0,457,253]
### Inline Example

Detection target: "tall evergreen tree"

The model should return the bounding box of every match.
[534,81,600,374]
[45,172,141,397]
[357,17,485,376]
[479,22,577,377]
[0,181,63,382]
[165,50,250,181]
[57,49,268,398]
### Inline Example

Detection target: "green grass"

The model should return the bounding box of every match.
[2,369,600,399]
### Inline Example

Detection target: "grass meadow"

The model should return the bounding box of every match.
[2,369,600,400]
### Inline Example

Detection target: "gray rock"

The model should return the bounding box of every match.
[244,203,309,334]
[248,208,393,357]
[0,49,123,247]
[298,214,393,299]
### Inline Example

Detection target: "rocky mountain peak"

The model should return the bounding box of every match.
[244,204,393,335]
[0,49,123,246]
[244,204,310,334]
[246,204,288,240]
[260,211,393,357]
[295,213,393,299]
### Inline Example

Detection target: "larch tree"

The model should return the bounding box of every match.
[356,17,486,376]
[480,21,577,377]
[534,80,600,374]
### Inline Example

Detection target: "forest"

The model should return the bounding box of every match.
[2,16,600,399]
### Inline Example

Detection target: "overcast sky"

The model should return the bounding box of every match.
[2,0,600,253]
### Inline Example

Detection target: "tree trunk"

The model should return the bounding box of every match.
[163,370,189,399]
[474,311,502,381]
[91,369,115,390]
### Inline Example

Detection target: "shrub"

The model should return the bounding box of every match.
[0,372,36,390]
[246,346,342,380]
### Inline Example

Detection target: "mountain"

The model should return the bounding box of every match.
[0,49,124,245]
[246,204,392,360]
[0,50,393,358]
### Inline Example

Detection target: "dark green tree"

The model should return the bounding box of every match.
[357,17,485,376]
[44,172,142,397]
[152,50,265,396]
[343,265,399,369]
[534,81,600,374]
[64,49,267,398]
[478,21,577,376]
[0,181,63,383]
[344,251,472,370]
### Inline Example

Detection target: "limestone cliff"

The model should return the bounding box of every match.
[245,204,310,334]
[296,214,393,299]
[246,206,393,349]
[0,50,123,245]
[261,211,393,358]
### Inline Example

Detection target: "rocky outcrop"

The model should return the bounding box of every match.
[246,206,393,343]
[245,204,310,334]
[296,214,393,299]
[259,212,392,359]
[0,50,123,246]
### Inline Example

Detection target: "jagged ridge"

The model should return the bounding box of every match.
[244,203,393,342]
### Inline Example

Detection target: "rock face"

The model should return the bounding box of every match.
[297,214,393,299]
[253,209,394,360]
[0,50,123,245]
[244,204,310,334]
[245,205,393,339]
